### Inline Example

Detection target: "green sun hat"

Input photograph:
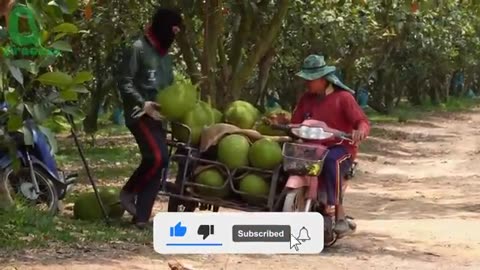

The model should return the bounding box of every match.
[296,54,355,94]
[296,54,336,81]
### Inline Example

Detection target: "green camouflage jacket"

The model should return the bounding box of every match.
[116,35,174,125]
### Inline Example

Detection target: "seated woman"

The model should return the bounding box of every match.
[290,54,370,237]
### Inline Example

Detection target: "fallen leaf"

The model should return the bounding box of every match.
[19,235,35,242]
[423,251,441,257]
[168,261,195,270]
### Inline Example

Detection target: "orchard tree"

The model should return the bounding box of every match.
[78,0,156,135]
[164,0,290,107]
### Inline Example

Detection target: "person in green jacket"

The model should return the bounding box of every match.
[117,8,182,229]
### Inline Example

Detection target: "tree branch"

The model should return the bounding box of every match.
[257,0,271,15]
[177,32,201,84]
[255,48,275,106]
[175,0,202,83]
[182,9,202,61]
[228,1,254,74]
[230,0,290,98]
[217,18,229,87]
[201,0,223,103]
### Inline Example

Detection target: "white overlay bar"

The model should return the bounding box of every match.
[153,212,324,254]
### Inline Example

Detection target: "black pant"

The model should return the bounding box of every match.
[123,116,169,222]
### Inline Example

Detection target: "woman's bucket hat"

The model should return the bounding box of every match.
[296,54,354,94]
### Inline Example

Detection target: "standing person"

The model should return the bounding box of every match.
[264,89,282,111]
[116,8,183,229]
[292,54,370,237]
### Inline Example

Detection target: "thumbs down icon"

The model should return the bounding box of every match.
[197,224,214,240]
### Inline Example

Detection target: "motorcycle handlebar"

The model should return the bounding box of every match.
[338,132,353,140]
[270,124,290,131]
[270,123,353,142]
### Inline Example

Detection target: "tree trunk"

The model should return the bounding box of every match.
[215,39,229,110]
[255,48,275,108]
[384,79,395,113]
[461,71,472,97]
[429,83,440,105]
[201,0,222,104]
[369,69,388,113]
[83,80,106,134]
[175,0,202,85]
[340,44,361,85]
[176,29,201,85]
[229,0,290,100]
[228,2,254,77]
[83,50,113,135]
[438,75,448,103]
[449,70,457,97]
[394,84,404,107]
[407,75,422,105]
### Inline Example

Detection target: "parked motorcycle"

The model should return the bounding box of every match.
[0,103,77,215]
[274,119,357,247]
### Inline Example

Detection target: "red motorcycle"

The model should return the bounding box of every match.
[274,119,357,247]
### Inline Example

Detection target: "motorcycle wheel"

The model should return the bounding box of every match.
[4,167,59,215]
[282,188,307,212]
[324,216,338,247]
[283,189,339,247]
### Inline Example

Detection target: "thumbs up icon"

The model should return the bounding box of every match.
[169,222,187,237]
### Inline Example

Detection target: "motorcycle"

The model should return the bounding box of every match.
[0,103,77,214]
[275,119,357,247]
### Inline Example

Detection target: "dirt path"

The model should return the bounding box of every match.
[4,110,480,270]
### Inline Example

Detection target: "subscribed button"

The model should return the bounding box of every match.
[232,225,291,242]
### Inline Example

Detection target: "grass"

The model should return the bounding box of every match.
[94,125,130,137]
[0,203,151,252]
[366,97,480,123]
[56,144,138,165]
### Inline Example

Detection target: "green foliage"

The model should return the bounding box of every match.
[76,0,157,134]
[0,1,92,206]
[269,0,480,112]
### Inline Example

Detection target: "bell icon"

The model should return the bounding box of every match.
[297,227,311,242]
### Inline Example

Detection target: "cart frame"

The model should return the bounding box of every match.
[157,122,288,213]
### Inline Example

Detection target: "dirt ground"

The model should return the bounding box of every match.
[3,109,480,270]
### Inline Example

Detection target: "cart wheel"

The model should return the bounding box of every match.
[167,197,196,212]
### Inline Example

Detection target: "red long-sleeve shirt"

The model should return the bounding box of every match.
[291,90,370,159]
